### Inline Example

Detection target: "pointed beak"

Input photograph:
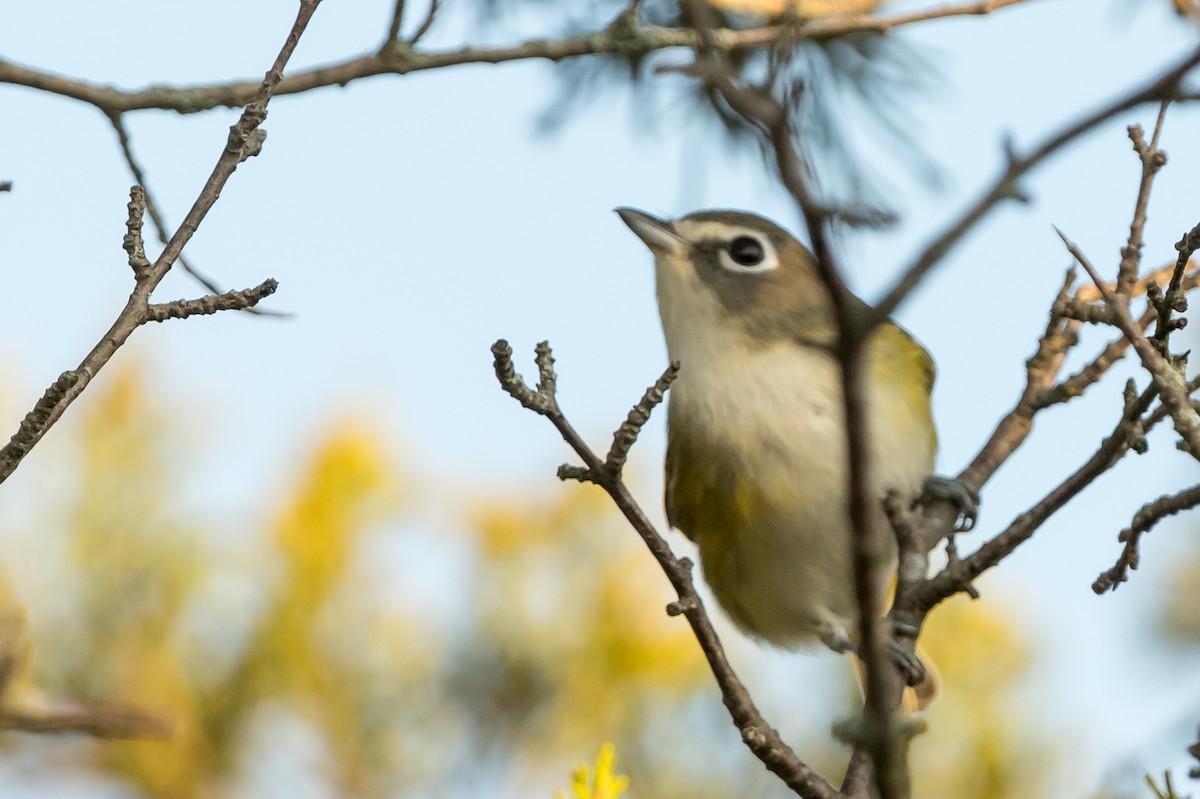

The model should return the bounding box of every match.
[615,207,683,256]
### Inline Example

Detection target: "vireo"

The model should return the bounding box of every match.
[617,207,939,706]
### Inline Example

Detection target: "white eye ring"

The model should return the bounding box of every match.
[717,233,778,273]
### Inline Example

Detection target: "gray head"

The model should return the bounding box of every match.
[616,208,836,348]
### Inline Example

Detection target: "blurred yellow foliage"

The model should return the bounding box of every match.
[471,483,709,750]
[0,364,1059,798]
[10,364,410,798]
[911,592,1053,799]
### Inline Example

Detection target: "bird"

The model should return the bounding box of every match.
[616,207,945,708]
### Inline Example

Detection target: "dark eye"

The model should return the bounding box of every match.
[728,236,764,266]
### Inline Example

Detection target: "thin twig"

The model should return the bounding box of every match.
[606,362,680,478]
[1093,483,1200,593]
[1145,771,1184,799]
[146,279,279,322]
[915,383,1159,611]
[107,113,289,317]
[386,0,406,44]
[1153,222,1200,351]
[0,611,169,739]
[1117,101,1170,295]
[409,0,440,45]
[1042,245,1200,410]
[0,704,171,739]
[123,185,152,280]
[1040,302,1166,409]
[1055,226,1200,458]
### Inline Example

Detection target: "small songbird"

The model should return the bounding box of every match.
[617,207,940,705]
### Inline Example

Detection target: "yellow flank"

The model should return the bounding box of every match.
[695,473,774,558]
[666,428,762,543]
[870,321,938,457]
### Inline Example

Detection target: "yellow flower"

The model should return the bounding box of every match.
[554,742,630,799]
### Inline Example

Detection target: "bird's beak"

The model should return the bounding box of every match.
[615,207,683,256]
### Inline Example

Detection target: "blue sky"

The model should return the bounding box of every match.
[2,0,1200,795]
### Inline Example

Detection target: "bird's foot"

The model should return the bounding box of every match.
[815,619,856,655]
[889,621,925,688]
[917,475,980,532]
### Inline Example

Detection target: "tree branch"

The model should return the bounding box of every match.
[107,113,288,317]
[1117,102,1170,295]
[386,0,406,44]
[0,0,320,487]
[872,45,1200,324]
[1056,226,1200,458]
[0,2,1029,115]
[146,280,280,322]
[1093,482,1200,594]
[0,610,169,739]
[915,382,1159,610]
[0,703,171,739]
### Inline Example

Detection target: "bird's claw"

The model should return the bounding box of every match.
[917,475,980,532]
[889,621,925,687]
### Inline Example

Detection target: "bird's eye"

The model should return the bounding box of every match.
[728,236,765,266]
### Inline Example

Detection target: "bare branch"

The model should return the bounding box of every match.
[1153,221,1200,351]
[386,0,406,44]
[1053,295,1115,326]
[0,0,319,487]
[1042,246,1200,410]
[606,361,680,478]
[1041,328,1132,407]
[492,339,556,415]
[1117,102,1170,295]
[0,611,169,739]
[915,383,1159,610]
[1056,226,1200,458]
[873,45,1200,324]
[950,258,1189,496]
[1145,770,1186,799]
[1093,483,1200,594]
[0,703,171,739]
[408,0,440,46]
[0,371,82,478]
[123,185,151,280]
[0,2,1029,116]
[146,279,280,322]
[107,114,288,317]
[491,340,838,799]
